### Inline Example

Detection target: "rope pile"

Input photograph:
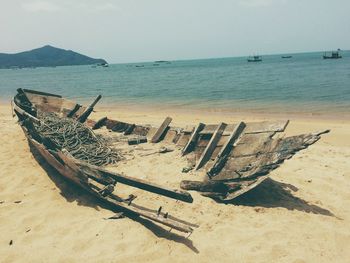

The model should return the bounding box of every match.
[34,112,122,166]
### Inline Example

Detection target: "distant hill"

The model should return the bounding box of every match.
[0,45,107,68]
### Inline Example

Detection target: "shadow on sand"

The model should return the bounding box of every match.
[231,178,336,217]
[29,144,199,253]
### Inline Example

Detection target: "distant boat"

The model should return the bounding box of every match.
[323,51,342,59]
[247,55,262,62]
[97,62,109,67]
[281,55,292,59]
[154,60,171,64]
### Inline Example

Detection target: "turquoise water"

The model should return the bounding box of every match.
[1,51,350,113]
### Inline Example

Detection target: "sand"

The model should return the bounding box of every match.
[1,103,350,263]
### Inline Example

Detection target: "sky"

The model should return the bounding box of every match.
[1,0,349,63]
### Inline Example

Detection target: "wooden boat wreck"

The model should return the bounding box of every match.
[13,89,196,234]
[13,89,329,233]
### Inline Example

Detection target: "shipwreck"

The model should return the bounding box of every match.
[13,89,329,235]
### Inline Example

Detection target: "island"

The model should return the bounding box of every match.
[0,45,107,68]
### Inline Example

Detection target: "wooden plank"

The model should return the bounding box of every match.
[182,123,205,156]
[66,104,82,118]
[132,125,150,136]
[223,175,270,201]
[162,129,177,144]
[124,124,135,135]
[207,121,246,177]
[29,139,87,186]
[23,88,62,98]
[146,127,158,140]
[104,195,194,233]
[92,116,107,129]
[231,132,275,157]
[77,95,102,123]
[244,120,289,134]
[151,117,172,143]
[25,93,63,113]
[200,120,289,135]
[195,122,227,170]
[176,133,191,147]
[77,162,194,203]
[28,139,195,233]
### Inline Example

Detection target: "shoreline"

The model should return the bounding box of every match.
[2,96,349,122]
[94,103,350,123]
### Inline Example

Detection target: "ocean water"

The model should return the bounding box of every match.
[1,51,350,114]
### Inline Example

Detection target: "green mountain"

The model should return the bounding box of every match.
[0,45,107,68]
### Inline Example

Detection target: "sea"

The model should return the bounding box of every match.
[1,51,350,115]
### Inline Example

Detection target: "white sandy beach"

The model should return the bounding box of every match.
[1,104,350,263]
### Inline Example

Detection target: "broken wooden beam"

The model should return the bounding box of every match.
[128,136,147,145]
[195,122,227,170]
[124,124,136,135]
[23,89,62,98]
[104,194,194,233]
[74,161,193,203]
[151,117,172,143]
[207,121,246,178]
[77,95,102,123]
[182,123,205,156]
[16,89,37,117]
[199,120,289,135]
[67,104,82,118]
[92,116,108,130]
[181,180,230,192]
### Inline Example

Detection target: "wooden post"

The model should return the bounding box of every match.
[151,117,172,143]
[195,122,227,170]
[67,104,82,118]
[207,121,246,177]
[182,123,205,156]
[77,95,102,123]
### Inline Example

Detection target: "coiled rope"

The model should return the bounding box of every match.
[34,112,122,166]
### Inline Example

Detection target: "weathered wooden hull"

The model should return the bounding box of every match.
[14,88,329,207]
[91,108,329,202]
[13,89,196,234]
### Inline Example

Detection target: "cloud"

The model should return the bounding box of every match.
[238,0,287,8]
[21,0,120,13]
[95,3,119,12]
[21,1,61,12]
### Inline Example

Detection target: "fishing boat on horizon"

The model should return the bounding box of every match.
[281,55,292,59]
[247,55,262,62]
[323,50,342,59]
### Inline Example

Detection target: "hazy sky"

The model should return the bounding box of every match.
[1,0,349,63]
